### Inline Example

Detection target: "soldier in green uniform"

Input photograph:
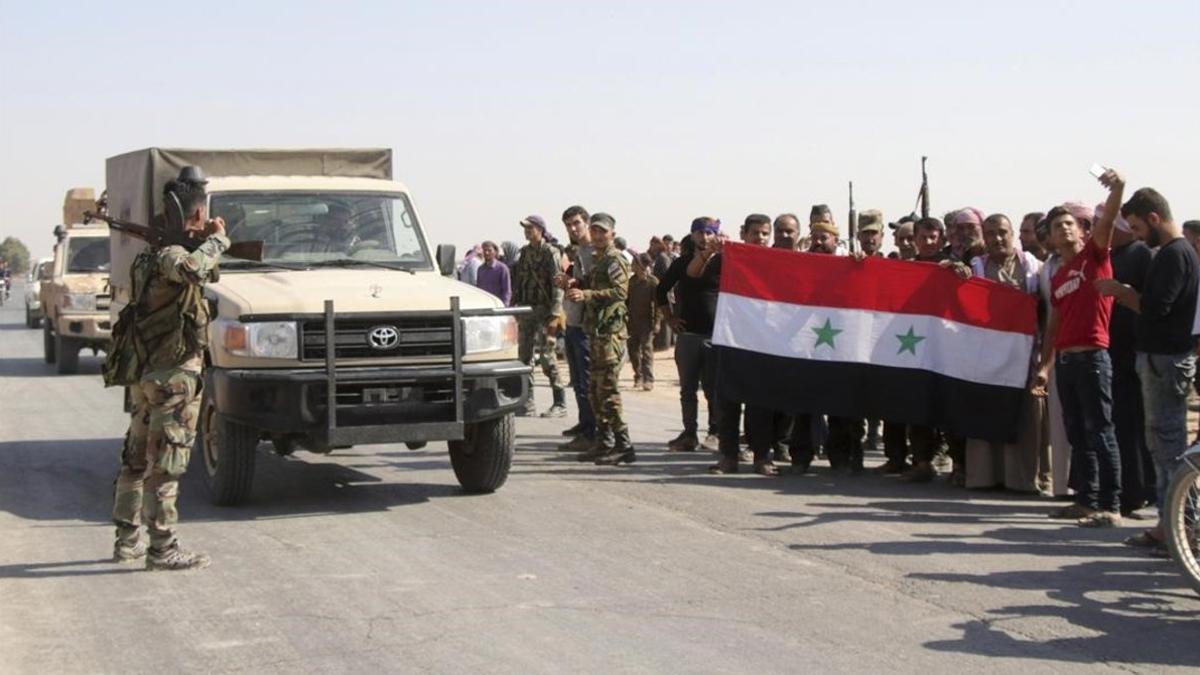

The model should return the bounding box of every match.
[566,213,635,465]
[511,215,567,417]
[110,168,228,571]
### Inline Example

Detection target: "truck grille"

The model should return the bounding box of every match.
[299,317,455,361]
[97,294,111,311]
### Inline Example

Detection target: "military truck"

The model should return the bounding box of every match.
[40,188,113,373]
[106,148,528,505]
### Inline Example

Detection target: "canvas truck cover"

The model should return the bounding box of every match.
[63,187,96,226]
[106,148,393,289]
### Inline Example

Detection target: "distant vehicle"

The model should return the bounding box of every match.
[41,188,112,374]
[24,256,53,327]
[107,148,529,505]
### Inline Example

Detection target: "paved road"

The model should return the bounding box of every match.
[2,281,1198,674]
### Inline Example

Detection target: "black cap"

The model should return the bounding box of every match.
[177,165,208,186]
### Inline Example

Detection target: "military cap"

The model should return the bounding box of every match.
[590,212,616,231]
[858,210,884,233]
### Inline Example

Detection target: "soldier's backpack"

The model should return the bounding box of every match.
[102,253,156,388]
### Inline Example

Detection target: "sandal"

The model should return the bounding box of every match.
[1122,530,1162,548]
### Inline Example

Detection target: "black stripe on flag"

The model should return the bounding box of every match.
[715,345,1022,443]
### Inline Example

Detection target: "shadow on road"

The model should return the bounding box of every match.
[0,558,143,579]
[0,356,102,377]
[0,438,471,529]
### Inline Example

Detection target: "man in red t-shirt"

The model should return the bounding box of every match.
[1033,168,1126,527]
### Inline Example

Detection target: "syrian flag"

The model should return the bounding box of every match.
[712,243,1037,442]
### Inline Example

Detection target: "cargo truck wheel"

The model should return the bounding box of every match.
[448,414,514,493]
[43,323,56,364]
[55,335,79,374]
[198,395,258,506]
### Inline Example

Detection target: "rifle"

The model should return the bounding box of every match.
[85,211,264,262]
[917,156,930,219]
[847,181,857,254]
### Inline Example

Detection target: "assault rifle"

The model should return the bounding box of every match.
[916,156,930,219]
[84,211,264,262]
[847,181,857,254]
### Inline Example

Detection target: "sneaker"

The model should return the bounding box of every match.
[1078,511,1122,528]
[540,404,568,418]
[700,434,720,452]
[146,544,210,571]
[668,432,699,452]
[899,462,936,483]
[738,449,753,464]
[561,423,584,437]
[558,435,594,452]
[112,539,147,562]
[708,456,739,474]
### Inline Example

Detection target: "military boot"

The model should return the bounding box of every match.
[540,388,568,418]
[595,431,636,466]
[558,434,594,452]
[112,537,147,563]
[576,433,613,462]
[146,543,211,571]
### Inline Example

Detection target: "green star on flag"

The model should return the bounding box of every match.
[896,326,925,355]
[812,318,842,349]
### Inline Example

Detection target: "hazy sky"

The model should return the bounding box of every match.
[2,1,1198,261]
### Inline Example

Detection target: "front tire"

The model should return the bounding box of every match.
[1164,460,1200,597]
[55,334,78,374]
[197,394,258,506]
[43,323,56,364]
[448,414,514,493]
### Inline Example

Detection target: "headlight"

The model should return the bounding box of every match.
[462,316,518,354]
[219,320,298,359]
[62,293,97,311]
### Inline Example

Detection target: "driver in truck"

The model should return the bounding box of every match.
[110,166,228,572]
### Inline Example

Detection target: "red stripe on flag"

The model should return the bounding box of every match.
[719,243,1037,335]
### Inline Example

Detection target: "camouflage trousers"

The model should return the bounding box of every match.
[588,335,627,445]
[518,316,563,398]
[111,367,202,549]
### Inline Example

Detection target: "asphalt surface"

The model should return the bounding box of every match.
[2,280,1198,674]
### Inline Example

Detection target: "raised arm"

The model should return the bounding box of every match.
[1090,168,1126,251]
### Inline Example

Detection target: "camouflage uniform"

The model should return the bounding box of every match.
[581,244,631,451]
[112,234,228,553]
[512,240,565,411]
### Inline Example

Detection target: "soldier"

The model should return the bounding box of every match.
[511,215,567,417]
[111,167,228,571]
[566,213,635,465]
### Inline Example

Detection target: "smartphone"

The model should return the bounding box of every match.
[1089,163,1106,179]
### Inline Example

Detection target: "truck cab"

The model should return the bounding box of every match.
[107,148,528,505]
[40,221,112,373]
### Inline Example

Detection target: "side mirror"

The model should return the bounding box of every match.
[435,244,456,277]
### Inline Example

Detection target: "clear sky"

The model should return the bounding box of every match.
[2,1,1197,261]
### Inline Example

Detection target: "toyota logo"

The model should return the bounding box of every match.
[367,325,400,350]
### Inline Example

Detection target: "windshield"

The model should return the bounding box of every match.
[210,192,431,269]
[66,237,111,273]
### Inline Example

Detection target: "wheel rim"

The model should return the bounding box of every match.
[1168,469,1200,586]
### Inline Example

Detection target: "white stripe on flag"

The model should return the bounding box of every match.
[713,293,1034,389]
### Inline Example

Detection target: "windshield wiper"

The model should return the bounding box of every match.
[221,259,310,272]
[314,258,417,274]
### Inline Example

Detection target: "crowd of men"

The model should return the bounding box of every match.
[463,168,1199,557]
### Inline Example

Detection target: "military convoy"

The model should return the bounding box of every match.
[105,148,528,504]
[39,188,113,373]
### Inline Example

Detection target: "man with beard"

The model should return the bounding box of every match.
[1021,212,1049,261]
[1097,185,1198,543]
[856,210,885,257]
[555,206,598,452]
[773,213,801,251]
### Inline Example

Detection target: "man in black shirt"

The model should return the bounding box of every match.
[656,219,723,452]
[1105,217,1155,515]
[1098,187,1198,548]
